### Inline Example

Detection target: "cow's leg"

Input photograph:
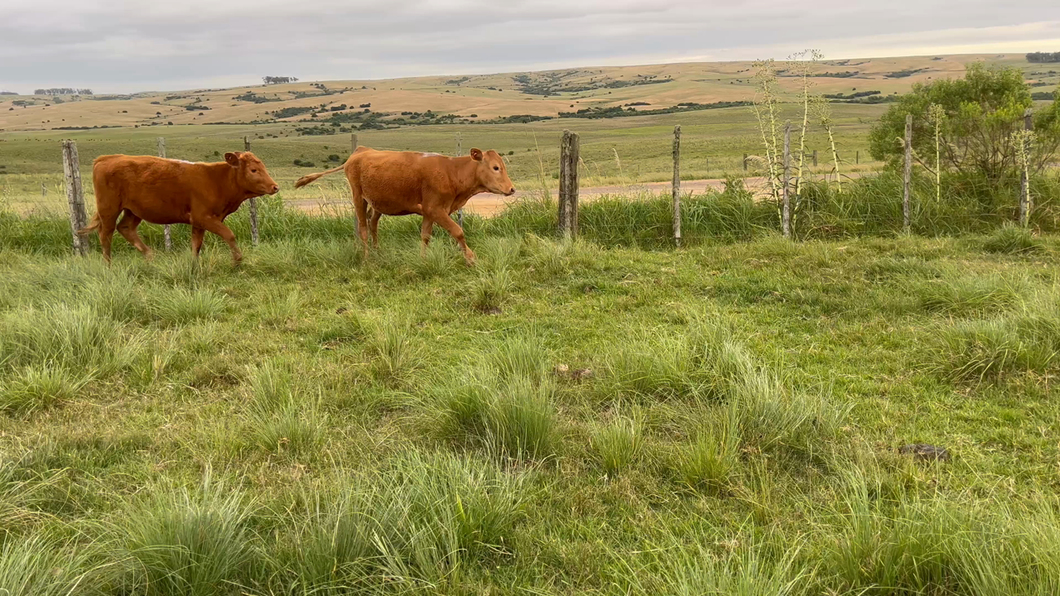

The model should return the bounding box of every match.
[196,217,243,265]
[352,192,370,258]
[116,211,154,260]
[420,217,434,257]
[430,210,475,265]
[96,209,121,265]
[190,227,205,259]
[369,209,382,248]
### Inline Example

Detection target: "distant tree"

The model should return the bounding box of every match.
[262,76,300,85]
[1027,52,1060,63]
[32,87,88,96]
[869,63,1060,181]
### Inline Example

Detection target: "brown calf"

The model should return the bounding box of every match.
[294,147,515,264]
[79,152,279,264]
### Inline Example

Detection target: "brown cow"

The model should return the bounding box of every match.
[79,152,279,264]
[294,147,515,265]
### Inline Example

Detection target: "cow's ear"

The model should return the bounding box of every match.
[224,152,241,167]
[470,148,483,161]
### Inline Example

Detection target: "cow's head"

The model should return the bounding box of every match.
[225,151,280,196]
[471,148,515,196]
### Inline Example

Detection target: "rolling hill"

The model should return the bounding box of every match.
[1,53,1056,133]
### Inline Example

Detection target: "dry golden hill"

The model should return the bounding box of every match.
[1,53,1056,133]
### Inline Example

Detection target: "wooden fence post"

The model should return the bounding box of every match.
[61,140,88,256]
[782,122,791,239]
[351,132,358,154]
[455,134,464,227]
[41,182,46,197]
[672,126,682,247]
[244,136,259,246]
[1020,108,1033,228]
[903,114,912,233]
[158,137,172,251]
[856,150,859,165]
[743,153,748,171]
[558,130,580,240]
[812,149,818,167]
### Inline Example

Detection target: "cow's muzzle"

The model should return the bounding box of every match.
[505,188,516,196]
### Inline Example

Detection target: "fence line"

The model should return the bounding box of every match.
[558,130,580,239]
[7,116,1058,256]
[158,137,172,251]
[782,122,791,239]
[903,114,913,233]
[244,135,259,246]
[61,140,88,256]
[1020,108,1033,227]
[672,125,681,247]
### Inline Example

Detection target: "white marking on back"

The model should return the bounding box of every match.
[420,152,442,158]
[160,157,196,165]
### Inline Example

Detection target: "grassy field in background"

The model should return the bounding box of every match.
[2,227,1060,594]
[0,103,887,214]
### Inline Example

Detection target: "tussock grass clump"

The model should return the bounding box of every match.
[605,319,756,402]
[521,233,588,277]
[272,451,529,592]
[591,413,644,476]
[673,412,740,493]
[247,402,326,456]
[260,287,303,328]
[0,364,85,414]
[487,334,550,385]
[0,534,104,596]
[151,286,228,326]
[365,316,423,386]
[0,304,139,379]
[983,223,1044,255]
[933,291,1060,383]
[81,270,150,323]
[615,534,808,596]
[440,372,559,460]
[915,272,1024,316]
[730,373,848,459]
[475,236,523,271]
[244,361,326,456]
[412,242,460,278]
[472,266,513,313]
[821,472,1060,595]
[115,477,256,596]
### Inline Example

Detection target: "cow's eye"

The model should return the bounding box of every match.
[493,166,500,171]
[251,169,258,173]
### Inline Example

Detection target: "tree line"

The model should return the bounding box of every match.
[262,76,299,85]
[33,88,92,96]
[1027,52,1060,63]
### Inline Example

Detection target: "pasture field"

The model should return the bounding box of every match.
[0,103,887,215]
[3,205,1060,593]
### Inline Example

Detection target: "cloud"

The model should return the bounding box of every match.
[0,1,1057,93]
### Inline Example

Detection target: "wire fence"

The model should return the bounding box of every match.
[1,125,1057,257]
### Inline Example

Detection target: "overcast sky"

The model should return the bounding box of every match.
[1,0,1059,94]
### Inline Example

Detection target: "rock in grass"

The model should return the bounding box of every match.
[899,444,951,462]
[553,364,594,382]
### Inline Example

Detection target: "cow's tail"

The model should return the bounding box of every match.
[294,165,345,189]
[77,213,101,237]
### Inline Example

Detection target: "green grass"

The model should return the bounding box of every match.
[3,223,1060,594]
